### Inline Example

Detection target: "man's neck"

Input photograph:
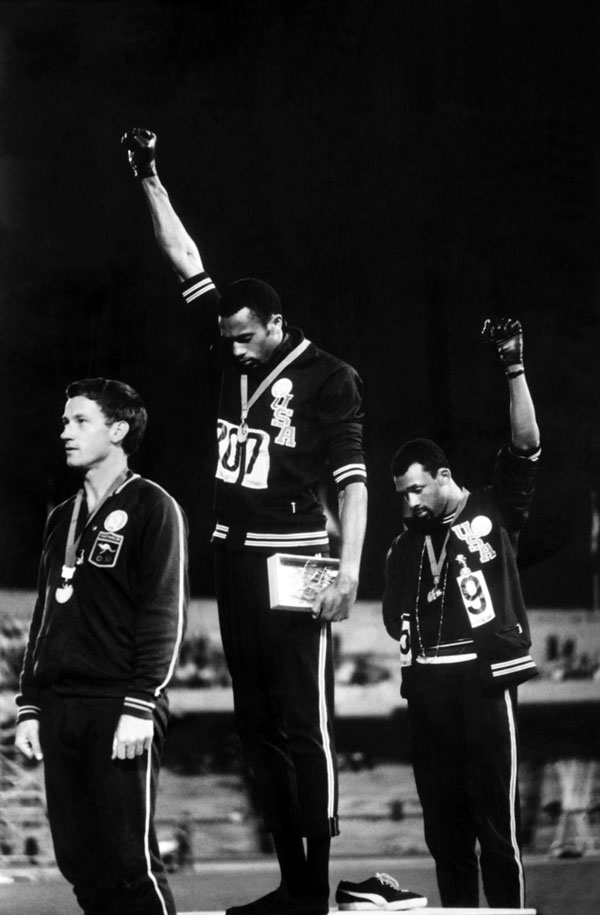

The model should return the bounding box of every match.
[264,329,291,364]
[83,453,129,509]
[250,330,292,378]
[443,482,468,519]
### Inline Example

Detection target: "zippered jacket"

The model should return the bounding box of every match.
[383,445,540,693]
[16,475,188,722]
[181,272,367,553]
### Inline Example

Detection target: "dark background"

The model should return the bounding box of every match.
[0,0,598,605]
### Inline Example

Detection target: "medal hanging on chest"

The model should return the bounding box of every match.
[414,546,448,663]
[55,564,75,603]
[237,419,249,444]
[238,374,249,443]
[414,492,470,662]
[55,470,130,607]
[237,337,311,443]
[427,582,442,603]
[424,530,451,603]
[55,489,84,605]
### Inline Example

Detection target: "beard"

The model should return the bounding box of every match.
[404,509,442,535]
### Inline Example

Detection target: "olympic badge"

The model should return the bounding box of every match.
[89,531,124,568]
[104,510,128,532]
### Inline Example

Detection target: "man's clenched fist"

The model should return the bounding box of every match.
[121,127,157,179]
[482,316,524,369]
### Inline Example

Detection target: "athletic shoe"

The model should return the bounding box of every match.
[226,884,329,915]
[335,873,427,910]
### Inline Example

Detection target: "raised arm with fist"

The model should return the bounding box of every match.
[121,127,158,179]
[482,316,524,375]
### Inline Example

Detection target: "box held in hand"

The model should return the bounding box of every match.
[267,553,339,611]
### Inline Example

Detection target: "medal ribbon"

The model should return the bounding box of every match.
[239,338,311,432]
[424,490,469,588]
[424,528,452,589]
[61,469,131,578]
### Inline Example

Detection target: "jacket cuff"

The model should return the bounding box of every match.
[180,271,219,305]
[123,695,156,720]
[16,703,41,724]
[332,463,367,491]
[508,442,541,460]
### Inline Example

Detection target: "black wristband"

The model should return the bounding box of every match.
[506,368,525,380]
[132,162,157,180]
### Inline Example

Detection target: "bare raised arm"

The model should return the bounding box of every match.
[482,317,540,453]
[122,128,204,281]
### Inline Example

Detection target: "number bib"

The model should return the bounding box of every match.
[399,613,412,667]
[456,568,495,627]
[216,419,271,489]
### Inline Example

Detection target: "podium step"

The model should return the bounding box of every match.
[178,909,537,915]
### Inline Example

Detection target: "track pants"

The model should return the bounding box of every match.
[407,662,525,908]
[39,692,176,915]
[215,549,339,837]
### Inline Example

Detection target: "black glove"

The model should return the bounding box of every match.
[121,127,157,179]
[482,316,523,371]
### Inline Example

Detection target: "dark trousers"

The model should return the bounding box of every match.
[407,662,525,908]
[215,549,339,837]
[39,692,176,915]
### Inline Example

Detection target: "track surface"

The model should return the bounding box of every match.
[2,854,599,915]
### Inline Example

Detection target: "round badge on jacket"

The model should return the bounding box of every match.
[271,377,293,398]
[471,515,492,538]
[104,510,129,532]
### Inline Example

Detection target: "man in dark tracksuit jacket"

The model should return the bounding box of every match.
[16,378,188,915]
[383,318,540,909]
[122,128,368,915]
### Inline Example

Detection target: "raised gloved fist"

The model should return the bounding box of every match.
[121,127,157,179]
[482,316,523,368]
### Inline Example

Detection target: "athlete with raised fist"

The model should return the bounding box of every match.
[482,315,525,373]
[122,127,369,915]
[123,126,157,179]
[381,317,541,910]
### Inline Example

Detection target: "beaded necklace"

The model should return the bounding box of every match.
[414,543,450,661]
[413,490,469,662]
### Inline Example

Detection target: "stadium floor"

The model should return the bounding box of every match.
[1,853,599,915]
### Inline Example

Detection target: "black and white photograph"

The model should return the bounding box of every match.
[1,2,599,914]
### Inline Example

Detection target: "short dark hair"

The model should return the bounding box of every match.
[65,378,147,455]
[218,277,283,326]
[390,438,451,479]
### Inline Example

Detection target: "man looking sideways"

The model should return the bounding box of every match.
[16,378,187,915]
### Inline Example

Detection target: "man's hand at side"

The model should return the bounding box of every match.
[15,719,43,761]
[311,571,358,623]
[312,481,367,623]
[111,714,154,760]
